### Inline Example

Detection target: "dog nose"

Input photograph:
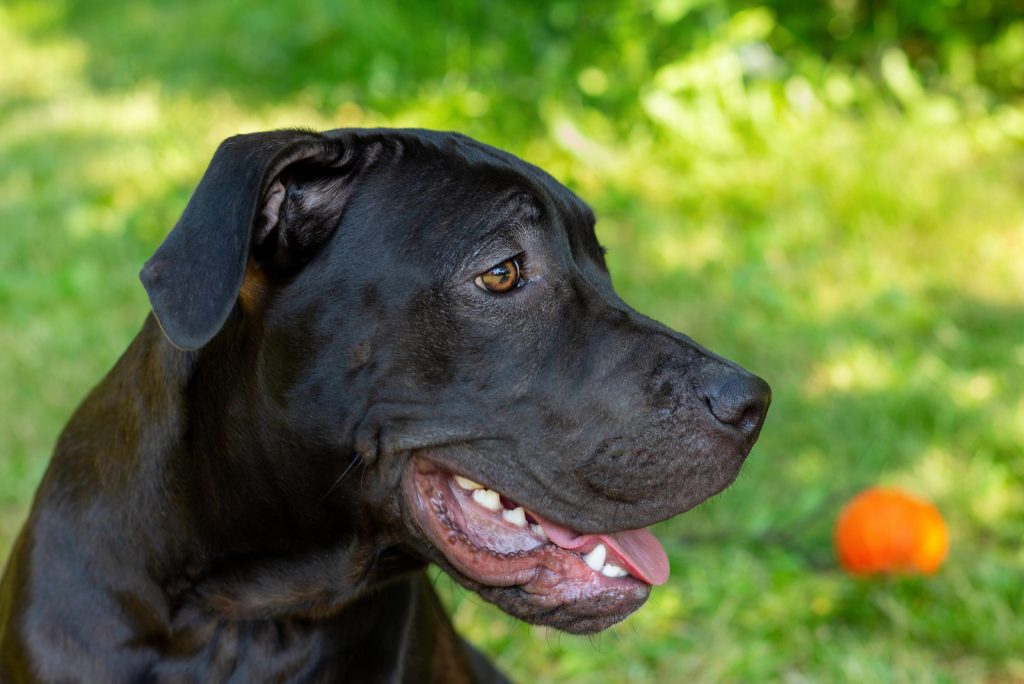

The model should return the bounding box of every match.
[704,371,771,438]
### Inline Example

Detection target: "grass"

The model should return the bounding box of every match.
[1,2,1022,681]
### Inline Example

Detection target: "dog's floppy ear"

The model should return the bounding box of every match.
[141,130,358,350]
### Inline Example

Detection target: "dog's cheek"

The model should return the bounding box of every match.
[401,289,462,388]
[259,312,327,407]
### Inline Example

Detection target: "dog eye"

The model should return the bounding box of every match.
[474,258,523,294]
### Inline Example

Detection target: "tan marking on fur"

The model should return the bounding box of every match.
[239,260,268,314]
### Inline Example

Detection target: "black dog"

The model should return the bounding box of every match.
[0,128,769,682]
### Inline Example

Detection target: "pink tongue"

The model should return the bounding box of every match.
[533,515,670,586]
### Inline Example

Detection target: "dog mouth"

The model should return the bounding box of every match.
[407,457,670,633]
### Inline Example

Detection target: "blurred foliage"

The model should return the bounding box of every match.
[1,1,1022,682]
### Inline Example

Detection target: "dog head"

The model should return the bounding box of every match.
[142,128,769,633]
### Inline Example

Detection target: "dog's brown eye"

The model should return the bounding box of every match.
[475,259,522,294]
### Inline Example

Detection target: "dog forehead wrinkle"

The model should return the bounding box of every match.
[421,176,542,248]
[343,127,569,227]
[457,210,543,278]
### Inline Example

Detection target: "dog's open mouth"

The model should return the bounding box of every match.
[408,457,670,632]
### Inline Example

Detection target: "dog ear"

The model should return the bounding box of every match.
[140,130,359,351]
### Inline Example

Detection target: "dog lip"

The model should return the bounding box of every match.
[407,454,647,577]
[447,475,669,584]
[407,455,670,582]
[405,455,653,629]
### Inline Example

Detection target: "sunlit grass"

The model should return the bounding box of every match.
[1,3,1022,681]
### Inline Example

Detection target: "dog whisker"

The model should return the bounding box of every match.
[320,456,361,502]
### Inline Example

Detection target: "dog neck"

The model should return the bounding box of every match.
[0,315,465,680]
[28,314,420,620]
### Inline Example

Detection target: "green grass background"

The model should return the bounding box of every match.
[1,2,1022,681]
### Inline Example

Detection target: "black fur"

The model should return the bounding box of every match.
[0,128,769,682]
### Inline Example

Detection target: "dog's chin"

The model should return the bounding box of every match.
[405,457,653,634]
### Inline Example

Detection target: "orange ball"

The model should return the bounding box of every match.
[834,487,949,575]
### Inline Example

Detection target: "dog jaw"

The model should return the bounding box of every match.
[405,457,655,634]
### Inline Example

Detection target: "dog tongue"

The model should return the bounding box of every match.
[534,515,670,586]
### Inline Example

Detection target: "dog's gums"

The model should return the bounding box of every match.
[408,457,670,632]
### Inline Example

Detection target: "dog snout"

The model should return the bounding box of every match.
[703,370,771,439]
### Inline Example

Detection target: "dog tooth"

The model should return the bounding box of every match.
[582,543,607,571]
[471,488,502,512]
[530,524,547,539]
[454,475,483,491]
[600,563,628,578]
[502,507,527,527]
